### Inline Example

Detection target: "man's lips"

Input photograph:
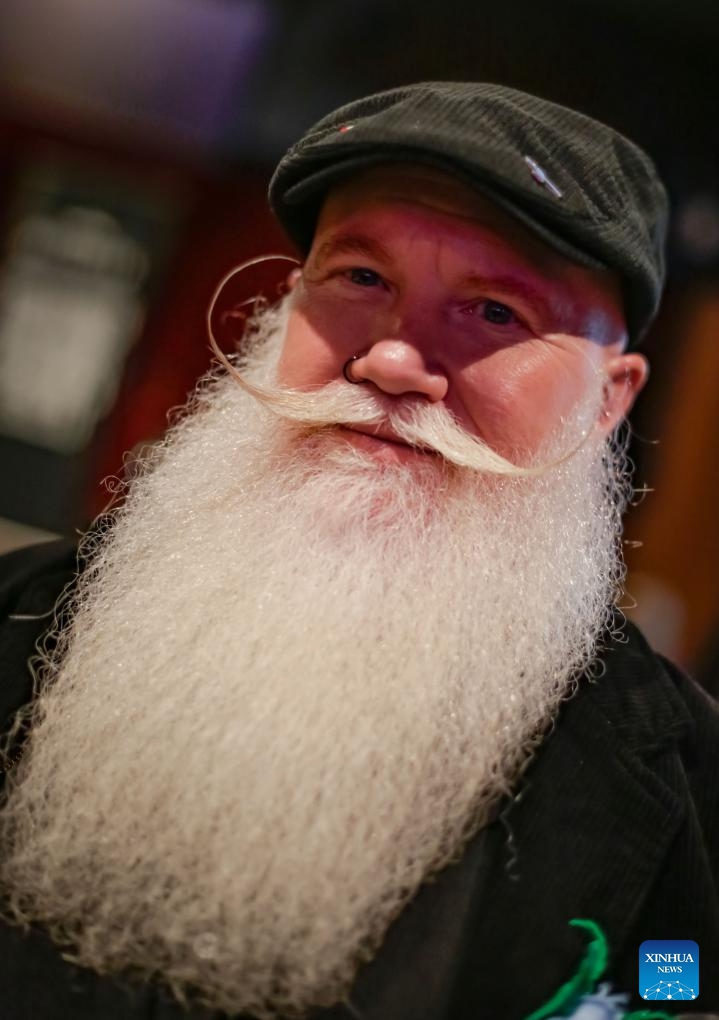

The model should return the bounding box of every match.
[338,425,437,460]
[344,425,412,447]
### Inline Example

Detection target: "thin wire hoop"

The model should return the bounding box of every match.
[206,254,300,390]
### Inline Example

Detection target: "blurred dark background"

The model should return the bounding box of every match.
[0,0,717,673]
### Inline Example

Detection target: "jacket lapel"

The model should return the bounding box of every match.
[450,623,693,1020]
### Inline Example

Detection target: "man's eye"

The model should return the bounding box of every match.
[481,300,516,325]
[347,267,382,287]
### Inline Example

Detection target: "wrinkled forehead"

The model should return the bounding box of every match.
[313,162,628,345]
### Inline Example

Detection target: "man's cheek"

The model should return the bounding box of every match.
[458,367,523,437]
[279,307,372,388]
[459,375,553,460]
[277,326,339,388]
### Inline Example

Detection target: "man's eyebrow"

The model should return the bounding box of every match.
[311,233,394,268]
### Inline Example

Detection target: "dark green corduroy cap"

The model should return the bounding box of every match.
[269,81,669,345]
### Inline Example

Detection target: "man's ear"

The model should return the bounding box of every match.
[286,267,303,291]
[599,352,650,433]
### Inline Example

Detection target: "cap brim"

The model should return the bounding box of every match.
[276,149,610,276]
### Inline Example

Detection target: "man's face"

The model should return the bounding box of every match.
[279,163,647,463]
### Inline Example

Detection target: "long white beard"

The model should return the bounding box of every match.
[0,301,630,1017]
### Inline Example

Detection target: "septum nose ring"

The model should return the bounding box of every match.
[343,354,364,384]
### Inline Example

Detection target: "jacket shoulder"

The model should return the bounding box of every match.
[0,540,80,755]
[591,619,719,752]
[0,539,79,619]
[656,647,719,824]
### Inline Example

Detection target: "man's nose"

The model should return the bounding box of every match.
[349,340,448,402]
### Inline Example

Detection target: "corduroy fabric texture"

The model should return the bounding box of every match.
[269,81,669,345]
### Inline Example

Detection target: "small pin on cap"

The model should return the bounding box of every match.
[524,156,563,199]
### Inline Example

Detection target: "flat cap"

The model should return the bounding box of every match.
[269,81,669,345]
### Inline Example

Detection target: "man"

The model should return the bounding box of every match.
[0,82,717,1020]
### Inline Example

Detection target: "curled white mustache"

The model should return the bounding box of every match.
[214,351,593,477]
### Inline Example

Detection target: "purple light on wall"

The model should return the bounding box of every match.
[0,0,276,149]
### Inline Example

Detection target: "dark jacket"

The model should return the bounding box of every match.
[0,540,717,1019]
